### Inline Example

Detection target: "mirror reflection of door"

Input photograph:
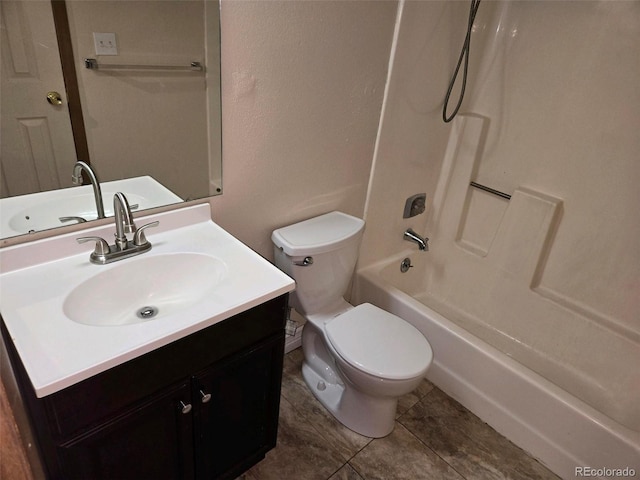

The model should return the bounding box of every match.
[1,0,78,198]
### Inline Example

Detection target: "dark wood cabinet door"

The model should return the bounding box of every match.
[194,335,284,479]
[56,382,195,480]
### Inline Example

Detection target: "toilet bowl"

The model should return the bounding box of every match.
[272,212,433,437]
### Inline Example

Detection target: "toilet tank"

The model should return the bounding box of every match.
[272,212,365,315]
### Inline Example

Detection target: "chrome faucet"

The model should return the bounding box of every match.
[113,192,136,250]
[404,228,429,251]
[71,161,105,220]
[76,192,159,265]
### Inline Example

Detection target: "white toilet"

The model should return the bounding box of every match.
[272,211,433,438]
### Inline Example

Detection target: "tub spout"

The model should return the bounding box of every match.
[404,228,429,251]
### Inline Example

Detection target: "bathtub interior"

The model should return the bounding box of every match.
[408,106,640,433]
[374,250,640,434]
[366,108,640,431]
[353,257,640,478]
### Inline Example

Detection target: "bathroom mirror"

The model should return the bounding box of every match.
[0,0,221,240]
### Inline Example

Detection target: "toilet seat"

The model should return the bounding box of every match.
[325,303,433,380]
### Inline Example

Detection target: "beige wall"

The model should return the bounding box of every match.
[211,0,398,259]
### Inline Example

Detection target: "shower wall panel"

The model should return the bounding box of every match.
[361,0,640,431]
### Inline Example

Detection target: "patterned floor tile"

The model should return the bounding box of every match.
[348,423,464,480]
[399,388,559,480]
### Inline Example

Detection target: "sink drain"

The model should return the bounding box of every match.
[136,306,159,320]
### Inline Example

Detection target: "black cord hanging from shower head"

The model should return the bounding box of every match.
[443,0,482,123]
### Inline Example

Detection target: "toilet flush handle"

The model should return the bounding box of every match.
[293,256,314,266]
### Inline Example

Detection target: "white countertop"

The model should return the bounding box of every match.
[0,203,295,397]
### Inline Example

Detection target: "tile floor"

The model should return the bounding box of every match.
[1,347,560,480]
[239,348,560,480]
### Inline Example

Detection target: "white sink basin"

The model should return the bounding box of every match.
[0,176,182,238]
[0,204,295,397]
[63,253,227,326]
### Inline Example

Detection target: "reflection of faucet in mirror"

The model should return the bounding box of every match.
[71,161,105,220]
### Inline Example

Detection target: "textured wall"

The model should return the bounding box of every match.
[211,0,397,258]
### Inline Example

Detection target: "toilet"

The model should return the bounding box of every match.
[272,211,433,438]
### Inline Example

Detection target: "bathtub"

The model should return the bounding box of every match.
[353,251,640,479]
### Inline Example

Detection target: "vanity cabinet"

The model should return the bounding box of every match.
[56,381,195,479]
[2,295,288,480]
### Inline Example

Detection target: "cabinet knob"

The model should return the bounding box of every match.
[179,401,192,414]
[199,390,212,404]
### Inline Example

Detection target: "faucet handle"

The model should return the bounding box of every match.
[77,236,110,255]
[133,221,159,247]
[60,216,88,224]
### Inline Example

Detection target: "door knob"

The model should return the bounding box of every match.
[46,91,63,105]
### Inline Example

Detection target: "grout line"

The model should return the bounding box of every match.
[396,387,470,479]
[397,411,468,480]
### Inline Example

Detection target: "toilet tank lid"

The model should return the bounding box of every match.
[272,211,365,256]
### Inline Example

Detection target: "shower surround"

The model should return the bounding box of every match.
[357,1,640,477]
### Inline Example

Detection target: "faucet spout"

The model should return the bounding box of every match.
[72,161,105,219]
[404,228,429,251]
[113,192,136,250]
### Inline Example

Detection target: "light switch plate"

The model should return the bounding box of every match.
[93,32,118,56]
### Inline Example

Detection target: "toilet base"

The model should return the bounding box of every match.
[301,361,397,438]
